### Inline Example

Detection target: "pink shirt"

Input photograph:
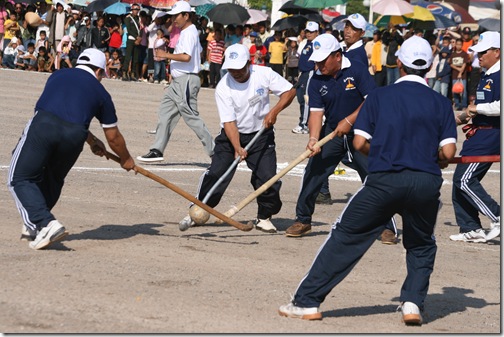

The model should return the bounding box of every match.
[0,8,7,34]
[169,25,180,49]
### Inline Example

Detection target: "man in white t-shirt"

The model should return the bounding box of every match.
[137,1,214,162]
[179,43,296,233]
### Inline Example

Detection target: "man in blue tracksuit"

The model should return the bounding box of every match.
[8,48,135,250]
[450,31,501,243]
[279,36,457,325]
[285,34,397,242]
[292,21,318,135]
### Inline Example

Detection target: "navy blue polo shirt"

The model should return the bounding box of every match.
[298,40,315,73]
[355,75,457,176]
[460,67,500,156]
[35,67,117,128]
[308,56,375,129]
[344,43,368,66]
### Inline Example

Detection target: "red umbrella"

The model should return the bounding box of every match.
[121,0,150,6]
[148,0,178,9]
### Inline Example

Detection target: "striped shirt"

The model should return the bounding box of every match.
[207,39,225,64]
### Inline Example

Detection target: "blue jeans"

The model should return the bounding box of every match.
[154,60,166,82]
[452,79,467,109]
[433,80,448,97]
[386,67,399,85]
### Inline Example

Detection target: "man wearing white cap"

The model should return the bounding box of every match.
[292,21,319,135]
[8,48,135,251]
[279,36,457,325]
[138,0,214,163]
[285,34,397,242]
[342,13,368,65]
[450,31,501,243]
[179,43,296,233]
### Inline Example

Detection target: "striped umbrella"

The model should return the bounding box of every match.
[195,3,215,19]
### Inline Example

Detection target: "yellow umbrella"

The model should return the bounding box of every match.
[405,5,435,21]
[374,14,411,28]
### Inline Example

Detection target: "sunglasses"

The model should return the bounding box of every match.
[478,48,497,58]
[132,7,140,10]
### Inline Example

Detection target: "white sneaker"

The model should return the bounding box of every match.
[179,215,195,232]
[255,218,277,233]
[160,80,168,85]
[20,225,37,241]
[486,218,500,241]
[399,301,423,325]
[449,229,487,243]
[29,220,68,250]
[292,126,308,134]
[278,302,322,320]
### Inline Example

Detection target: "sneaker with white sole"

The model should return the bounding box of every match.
[278,302,322,320]
[292,125,308,134]
[20,225,37,242]
[179,214,195,232]
[486,218,500,241]
[255,218,277,233]
[398,301,423,325]
[137,149,164,162]
[449,229,487,243]
[29,220,68,250]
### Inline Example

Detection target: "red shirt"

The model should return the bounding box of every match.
[249,45,267,66]
[109,29,122,49]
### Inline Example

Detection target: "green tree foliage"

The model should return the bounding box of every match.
[345,0,369,19]
[248,0,272,11]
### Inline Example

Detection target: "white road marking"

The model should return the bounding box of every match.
[0,164,499,185]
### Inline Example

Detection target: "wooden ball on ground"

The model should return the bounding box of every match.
[189,205,210,225]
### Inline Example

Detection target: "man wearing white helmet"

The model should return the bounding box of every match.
[179,43,296,233]
[279,36,457,326]
[450,31,501,243]
[7,48,135,251]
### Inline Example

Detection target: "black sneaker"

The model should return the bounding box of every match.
[315,192,332,205]
[137,149,164,162]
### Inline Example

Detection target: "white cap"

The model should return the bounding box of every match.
[167,1,191,15]
[71,9,79,15]
[11,37,18,44]
[76,48,106,70]
[343,13,367,31]
[305,21,319,32]
[469,31,500,53]
[395,35,433,70]
[308,34,341,62]
[222,43,250,70]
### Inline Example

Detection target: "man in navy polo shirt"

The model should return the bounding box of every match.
[8,49,136,250]
[292,21,318,135]
[279,35,457,325]
[285,34,397,241]
[342,13,368,65]
[450,31,501,243]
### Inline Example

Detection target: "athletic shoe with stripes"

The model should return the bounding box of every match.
[449,229,487,243]
[29,220,68,250]
[398,301,423,325]
[20,225,37,242]
[137,149,164,162]
[278,302,322,320]
[486,218,500,241]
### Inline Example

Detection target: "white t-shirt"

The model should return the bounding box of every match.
[215,65,293,134]
[170,24,202,78]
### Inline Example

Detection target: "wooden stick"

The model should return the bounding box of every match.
[106,151,253,231]
[448,155,500,164]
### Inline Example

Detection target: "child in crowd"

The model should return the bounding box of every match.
[37,46,54,72]
[14,45,25,69]
[35,30,49,54]
[285,38,299,84]
[2,37,19,68]
[250,36,266,66]
[55,35,72,69]
[104,50,110,77]
[268,32,287,76]
[433,46,452,97]
[108,49,122,79]
[206,28,225,88]
[3,12,19,50]
[153,29,168,84]
[22,42,38,71]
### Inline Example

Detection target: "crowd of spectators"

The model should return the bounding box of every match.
[0,0,486,107]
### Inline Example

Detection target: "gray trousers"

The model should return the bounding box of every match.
[151,73,214,157]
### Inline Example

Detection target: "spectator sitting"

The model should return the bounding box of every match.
[108,49,122,79]
[2,37,19,69]
[55,35,72,69]
[22,42,38,70]
[37,45,54,72]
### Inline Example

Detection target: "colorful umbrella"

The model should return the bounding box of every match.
[206,3,250,25]
[374,14,412,28]
[66,0,93,7]
[279,0,318,15]
[148,0,177,9]
[246,8,268,24]
[293,0,347,9]
[104,1,130,14]
[363,22,378,38]
[405,5,434,21]
[438,2,476,24]
[412,13,457,29]
[195,3,215,19]
[372,0,414,16]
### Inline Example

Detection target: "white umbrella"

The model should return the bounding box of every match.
[372,0,414,16]
[189,0,215,7]
[246,8,268,24]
